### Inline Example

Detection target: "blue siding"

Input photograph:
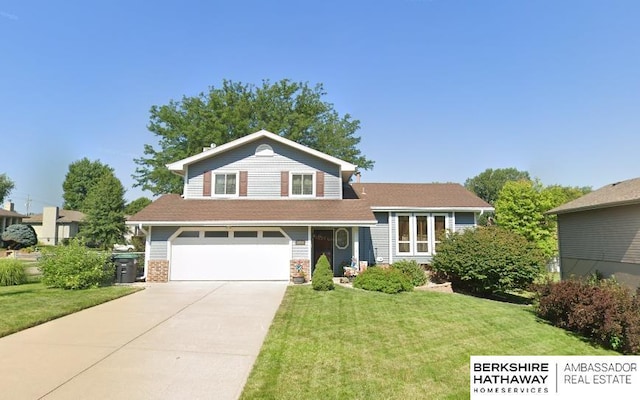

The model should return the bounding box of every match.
[283,226,310,259]
[455,212,476,232]
[149,226,178,260]
[360,212,390,265]
[185,138,342,199]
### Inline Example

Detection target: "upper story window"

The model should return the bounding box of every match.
[291,173,314,196]
[214,173,237,195]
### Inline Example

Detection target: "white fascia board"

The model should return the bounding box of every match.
[165,129,357,174]
[127,219,378,227]
[370,206,494,212]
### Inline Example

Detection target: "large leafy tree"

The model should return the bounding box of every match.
[124,197,152,216]
[495,180,590,258]
[0,173,15,204]
[134,79,375,195]
[464,168,531,205]
[63,158,114,211]
[80,172,127,249]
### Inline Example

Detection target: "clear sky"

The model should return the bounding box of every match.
[1,0,639,214]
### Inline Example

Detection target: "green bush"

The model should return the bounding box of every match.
[534,278,640,354]
[1,224,38,249]
[431,226,546,295]
[39,239,114,290]
[353,267,413,294]
[0,258,26,286]
[312,254,334,291]
[392,260,427,287]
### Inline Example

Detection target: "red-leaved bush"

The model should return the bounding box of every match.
[534,278,640,354]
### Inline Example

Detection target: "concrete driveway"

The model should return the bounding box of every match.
[0,282,287,400]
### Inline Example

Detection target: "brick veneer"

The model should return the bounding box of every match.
[147,260,169,282]
[290,259,311,282]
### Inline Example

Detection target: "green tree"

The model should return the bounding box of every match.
[0,173,15,204]
[464,168,531,205]
[134,79,374,195]
[80,173,126,249]
[63,158,114,211]
[124,197,152,215]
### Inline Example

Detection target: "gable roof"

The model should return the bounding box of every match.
[24,209,86,224]
[548,177,640,215]
[166,129,358,179]
[350,183,493,210]
[127,194,376,226]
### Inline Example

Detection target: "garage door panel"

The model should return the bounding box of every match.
[170,234,290,281]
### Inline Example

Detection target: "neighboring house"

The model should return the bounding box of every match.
[0,202,26,239]
[548,177,640,290]
[24,207,85,245]
[128,130,493,282]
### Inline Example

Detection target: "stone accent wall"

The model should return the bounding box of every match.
[290,259,311,282]
[147,260,169,282]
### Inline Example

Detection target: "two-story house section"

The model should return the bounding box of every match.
[128,130,493,282]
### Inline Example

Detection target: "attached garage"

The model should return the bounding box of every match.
[169,229,291,281]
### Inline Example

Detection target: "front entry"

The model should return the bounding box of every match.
[312,229,333,274]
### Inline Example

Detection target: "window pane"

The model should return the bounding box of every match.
[178,231,199,238]
[204,231,228,238]
[263,231,284,238]
[303,174,313,195]
[417,243,428,252]
[214,175,226,194]
[416,216,428,241]
[226,174,236,194]
[398,216,409,241]
[399,243,410,253]
[234,231,258,238]
[292,174,302,195]
[435,216,446,241]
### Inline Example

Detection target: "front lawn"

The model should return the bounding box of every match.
[0,283,141,337]
[241,286,615,400]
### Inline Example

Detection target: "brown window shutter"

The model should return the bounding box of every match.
[239,171,248,197]
[316,171,325,197]
[281,171,289,197]
[203,170,211,196]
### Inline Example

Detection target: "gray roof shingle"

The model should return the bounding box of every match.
[548,177,640,215]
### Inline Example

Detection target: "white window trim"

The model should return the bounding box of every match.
[394,213,450,256]
[415,214,430,255]
[212,171,239,197]
[289,172,315,197]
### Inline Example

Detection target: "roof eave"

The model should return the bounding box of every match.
[547,199,640,215]
[369,206,495,212]
[126,219,378,227]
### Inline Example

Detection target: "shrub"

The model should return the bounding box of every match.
[39,239,114,290]
[353,267,413,294]
[431,226,546,295]
[392,260,427,287]
[0,258,26,286]
[534,278,640,354]
[312,254,334,291]
[1,224,38,249]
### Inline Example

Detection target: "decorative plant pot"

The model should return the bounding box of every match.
[292,276,305,284]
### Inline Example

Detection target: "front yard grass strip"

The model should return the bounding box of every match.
[241,286,614,400]
[0,283,142,338]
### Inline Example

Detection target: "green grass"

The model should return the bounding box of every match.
[0,282,142,337]
[241,286,615,400]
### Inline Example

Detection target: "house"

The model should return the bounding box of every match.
[548,177,640,289]
[1,202,26,239]
[127,130,493,282]
[24,207,85,245]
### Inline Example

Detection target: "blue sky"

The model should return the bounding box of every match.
[1,0,639,214]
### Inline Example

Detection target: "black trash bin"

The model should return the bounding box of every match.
[112,253,138,283]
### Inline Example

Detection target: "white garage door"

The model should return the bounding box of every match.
[170,230,291,281]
